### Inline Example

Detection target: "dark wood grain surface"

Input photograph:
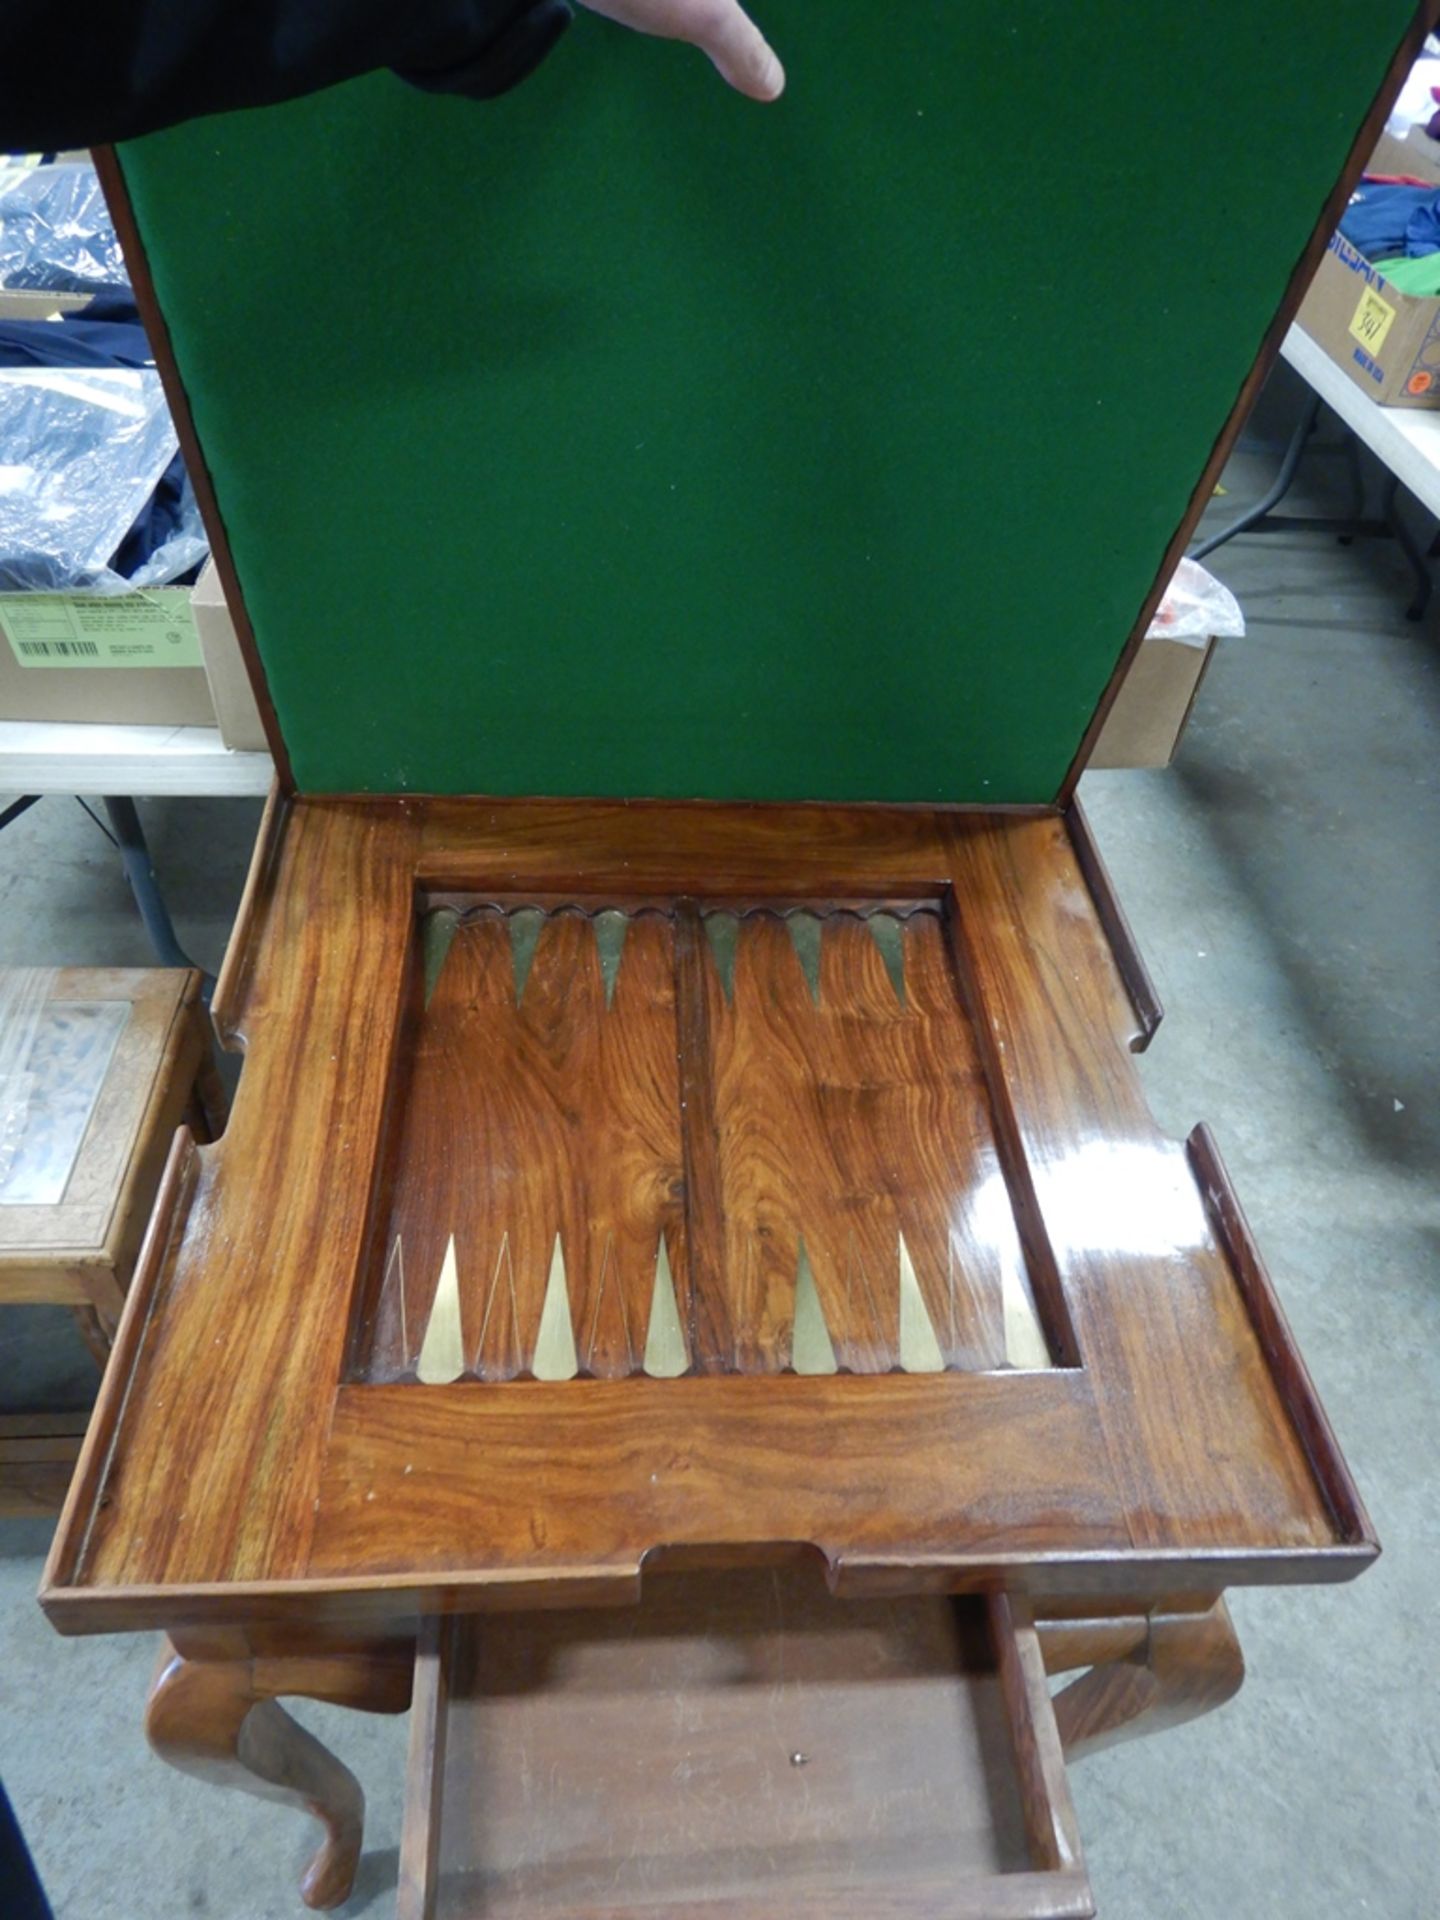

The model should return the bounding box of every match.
[41,799,1375,1634]
[358,899,1053,1386]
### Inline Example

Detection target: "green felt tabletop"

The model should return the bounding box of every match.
[119,3,1414,799]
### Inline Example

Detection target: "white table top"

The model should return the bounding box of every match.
[0,720,273,797]
[1282,322,1440,521]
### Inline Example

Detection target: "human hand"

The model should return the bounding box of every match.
[577,0,784,101]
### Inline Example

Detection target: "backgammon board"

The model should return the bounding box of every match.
[39,4,1422,1910]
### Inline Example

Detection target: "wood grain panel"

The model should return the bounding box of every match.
[708,911,1050,1375]
[360,910,684,1383]
[63,801,422,1587]
[414,799,974,900]
[942,814,1338,1551]
[41,797,1374,1629]
[310,1374,1122,1578]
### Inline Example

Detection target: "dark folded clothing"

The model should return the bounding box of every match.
[0,0,572,150]
[0,290,154,372]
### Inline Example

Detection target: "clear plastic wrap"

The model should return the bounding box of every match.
[0,162,128,293]
[0,365,187,592]
[1148,556,1245,647]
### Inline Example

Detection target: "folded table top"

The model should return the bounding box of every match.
[42,800,1374,1635]
[109,2,1419,802]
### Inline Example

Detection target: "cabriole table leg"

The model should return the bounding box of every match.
[1038,1598,1245,1761]
[145,1635,413,1910]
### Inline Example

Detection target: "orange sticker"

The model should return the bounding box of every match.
[1408,371,1433,395]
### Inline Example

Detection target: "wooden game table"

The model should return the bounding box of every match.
[41,793,1373,1914]
[35,5,1424,1908]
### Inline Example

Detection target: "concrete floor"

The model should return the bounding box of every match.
[1,370,1437,1916]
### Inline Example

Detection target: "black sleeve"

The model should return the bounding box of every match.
[0,0,573,152]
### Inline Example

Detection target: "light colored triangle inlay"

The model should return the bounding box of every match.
[532,1234,579,1381]
[421,908,460,1009]
[584,1232,635,1374]
[416,1234,466,1385]
[786,911,823,1006]
[897,1232,945,1374]
[508,907,545,1007]
[643,1236,688,1378]
[703,912,738,1004]
[791,1237,837,1375]
[381,1234,409,1369]
[1002,1262,1051,1370]
[867,912,907,1005]
[475,1230,522,1378]
[594,910,629,1010]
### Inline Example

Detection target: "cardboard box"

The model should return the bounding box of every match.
[191,560,268,751]
[1296,131,1440,409]
[0,289,91,320]
[1368,128,1440,186]
[0,584,218,725]
[1089,631,1217,769]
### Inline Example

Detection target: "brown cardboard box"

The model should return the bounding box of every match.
[1089,632,1217,769]
[0,585,217,725]
[1296,235,1440,408]
[0,290,90,320]
[191,560,268,750]
[1295,130,1440,409]
[1368,128,1440,185]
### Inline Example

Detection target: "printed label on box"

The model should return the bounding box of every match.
[1,592,202,668]
[1348,287,1396,358]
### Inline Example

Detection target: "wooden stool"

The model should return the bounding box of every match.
[0,967,218,1515]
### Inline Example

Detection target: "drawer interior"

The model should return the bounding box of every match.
[400,1568,1091,1920]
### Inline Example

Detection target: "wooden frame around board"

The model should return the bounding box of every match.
[92,1,1433,808]
[41,800,1374,1638]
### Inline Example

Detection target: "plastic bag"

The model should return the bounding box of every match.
[1147,555,1245,647]
[0,162,127,293]
[124,466,210,590]
[1386,52,1440,138]
[0,365,182,592]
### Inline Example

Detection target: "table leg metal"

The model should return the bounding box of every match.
[101,796,215,997]
[1191,390,1321,560]
[1381,471,1433,621]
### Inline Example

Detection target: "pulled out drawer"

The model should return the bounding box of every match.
[399,1568,1092,1920]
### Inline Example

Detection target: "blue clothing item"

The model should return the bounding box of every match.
[1340,179,1440,260]
[0,290,154,372]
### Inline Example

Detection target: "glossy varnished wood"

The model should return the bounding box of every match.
[360,908,687,1385]
[357,898,1053,1386]
[41,799,1375,1634]
[939,815,1368,1557]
